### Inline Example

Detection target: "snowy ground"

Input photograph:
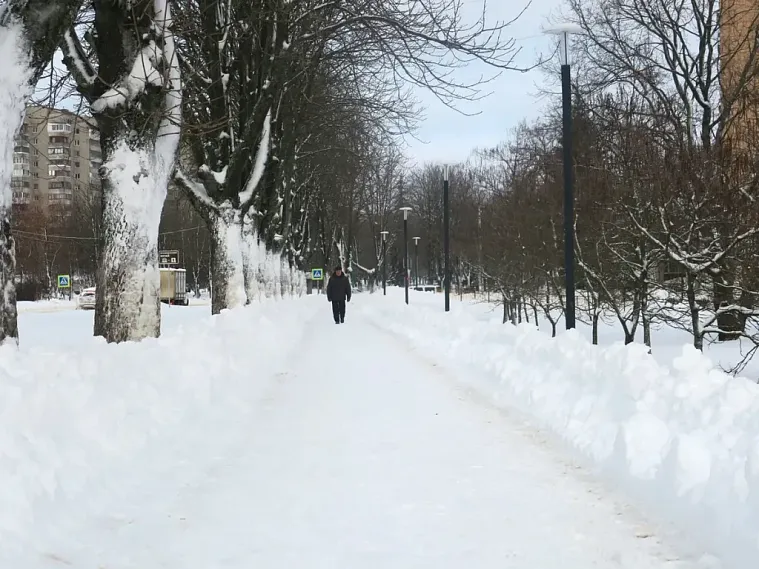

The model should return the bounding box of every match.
[0,293,745,567]
[362,289,759,568]
[450,290,759,380]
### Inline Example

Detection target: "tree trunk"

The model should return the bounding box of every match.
[0,211,18,343]
[642,308,651,348]
[713,262,742,341]
[279,254,290,298]
[0,22,33,344]
[208,205,247,315]
[686,273,703,351]
[592,294,599,345]
[93,142,167,342]
[241,213,261,303]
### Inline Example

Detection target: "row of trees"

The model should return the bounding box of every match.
[0,0,527,343]
[321,0,759,375]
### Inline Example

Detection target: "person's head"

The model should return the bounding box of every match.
[334,266,342,276]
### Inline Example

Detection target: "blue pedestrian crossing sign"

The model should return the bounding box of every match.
[311,268,324,281]
[57,275,71,288]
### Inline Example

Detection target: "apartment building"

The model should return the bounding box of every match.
[720,0,759,148]
[11,106,102,211]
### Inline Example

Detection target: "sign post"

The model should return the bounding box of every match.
[311,268,324,294]
[159,250,180,267]
[57,275,71,299]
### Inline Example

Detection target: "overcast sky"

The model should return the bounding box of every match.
[404,0,564,166]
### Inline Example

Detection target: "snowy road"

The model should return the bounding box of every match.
[42,307,702,568]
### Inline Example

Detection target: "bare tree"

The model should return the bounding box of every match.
[0,0,83,342]
[173,0,530,313]
[61,0,182,342]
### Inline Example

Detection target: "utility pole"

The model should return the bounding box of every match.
[381,230,389,295]
[443,165,451,312]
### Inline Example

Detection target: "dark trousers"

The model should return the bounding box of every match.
[332,300,346,323]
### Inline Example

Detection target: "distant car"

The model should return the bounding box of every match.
[78,287,96,310]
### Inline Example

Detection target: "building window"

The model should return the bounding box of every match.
[74,161,80,167]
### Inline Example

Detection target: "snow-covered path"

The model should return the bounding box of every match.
[45,307,703,568]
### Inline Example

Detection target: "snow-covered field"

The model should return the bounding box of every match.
[361,289,759,568]
[450,291,759,380]
[1,299,318,566]
[2,291,756,567]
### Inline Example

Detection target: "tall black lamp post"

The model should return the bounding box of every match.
[400,207,412,304]
[380,230,389,295]
[545,25,580,330]
[413,237,421,288]
[443,165,451,312]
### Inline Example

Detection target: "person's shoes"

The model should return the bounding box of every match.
[340,318,344,323]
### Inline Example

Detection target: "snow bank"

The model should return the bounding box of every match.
[0,297,318,563]
[361,293,759,568]
[17,299,77,313]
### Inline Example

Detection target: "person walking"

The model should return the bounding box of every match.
[326,266,351,324]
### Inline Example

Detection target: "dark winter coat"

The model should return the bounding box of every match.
[327,272,352,303]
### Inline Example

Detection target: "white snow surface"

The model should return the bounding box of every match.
[360,289,759,568]
[0,293,733,567]
[91,41,163,113]
[2,300,316,566]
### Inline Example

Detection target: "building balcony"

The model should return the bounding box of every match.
[12,192,31,205]
[49,181,73,190]
[48,123,72,133]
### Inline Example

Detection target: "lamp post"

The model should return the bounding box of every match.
[400,207,412,304]
[413,237,421,288]
[443,165,450,312]
[544,24,581,330]
[380,230,389,295]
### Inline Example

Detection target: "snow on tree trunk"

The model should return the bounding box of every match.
[263,250,280,299]
[88,0,182,342]
[208,204,246,314]
[241,213,261,304]
[280,256,290,298]
[94,141,169,342]
[0,22,32,344]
